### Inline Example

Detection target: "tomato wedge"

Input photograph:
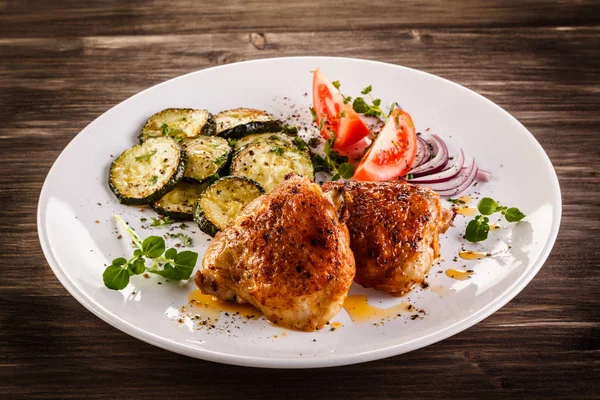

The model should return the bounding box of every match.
[312,69,370,149]
[353,107,417,181]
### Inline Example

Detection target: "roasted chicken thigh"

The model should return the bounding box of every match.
[322,180,453,296]
[196,175,355,331]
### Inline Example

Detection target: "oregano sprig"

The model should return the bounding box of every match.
[464,198,526,242]
[102,216,198,290]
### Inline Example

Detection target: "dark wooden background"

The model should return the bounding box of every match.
[1,1,598,398]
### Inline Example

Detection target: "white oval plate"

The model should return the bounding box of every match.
[38,57,561,368]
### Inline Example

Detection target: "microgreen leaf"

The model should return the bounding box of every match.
[103,265,130,290]
[361,85,372,95]
[504,207,526,222]
[128,257,146,275]
[142,236,166,258]
[112,257,127,266]
[465,216,490,242]
[478,197,499,215]
[165,248,177,259]
[337,163,354,179]
[332,80,341,89]
[352,97,370,114]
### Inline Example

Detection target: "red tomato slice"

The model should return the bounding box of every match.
[312,69,370,148]
[353,107,417,181]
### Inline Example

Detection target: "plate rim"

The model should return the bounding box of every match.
[37,56,562,368]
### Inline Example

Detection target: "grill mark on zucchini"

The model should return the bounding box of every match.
[193,176,264,236]
[181,135,231,183]
[215,108,283,139]
[109,137,186,204]
[140,108,216,142]
[231,142,314,193]
[152,181,210,220]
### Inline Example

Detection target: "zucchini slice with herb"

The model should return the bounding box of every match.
[181,135,231,183]
[140,108,216,142]
[231,142,314,193]
[152,181,210,220]
[109,137,186,205]
[215,108,283,138]
[194,176,264,236]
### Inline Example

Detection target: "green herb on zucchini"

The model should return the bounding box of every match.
[161,123,186,141]
[149,175,158,185]
[135,150,157,162]
[464,197,526,242]
[102,216,198,290]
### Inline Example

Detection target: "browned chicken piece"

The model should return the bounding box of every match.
[322,180,453,296]
[196,175,355,331]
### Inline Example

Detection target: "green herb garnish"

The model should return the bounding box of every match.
[270,147,286,156]
[293,137,308,152]
[352,85,384,118]
[150,216,175,227]
[464,197,526,242]
[307,137,320,148]
[102,216,198,290]
[311,137,354,180]
[465,215,491,243]
[168,232,193,247]
[135,150,156,162]
[309,107,317,122]
[148,175,158,185]
[160,123,186,141]
[214,152,229,165]
[332,80,341,89]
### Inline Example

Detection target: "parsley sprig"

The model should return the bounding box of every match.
[312,138,354,180]
[102,216,198,290]
[465,198,526,242]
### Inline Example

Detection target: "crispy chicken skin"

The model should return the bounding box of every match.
[322,180,453,296]
[196,175,355,331]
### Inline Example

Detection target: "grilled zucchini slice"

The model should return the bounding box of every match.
[215,108,283,138]
[181,135,231,182]
[194,176,264,236]
[152,181,209,220]
[140,108,216,142]
[231,142,314,193]
[109,137,186,205]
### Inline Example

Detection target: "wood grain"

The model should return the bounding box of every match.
[0,1,598,399]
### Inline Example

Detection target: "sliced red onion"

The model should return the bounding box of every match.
[476,169,492,182]
[423,158,476,191]
[408,134,449,177]
[407,148,464,184]
[412,137,430,168]
[429,162,479,197]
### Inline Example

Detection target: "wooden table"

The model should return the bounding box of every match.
[1,1,598,398]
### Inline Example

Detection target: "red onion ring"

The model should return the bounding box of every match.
[408,134,449,177]
[412,137,431,168]
[407,148,464,184]
[425,158,478,196]
[476,169,492,182]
